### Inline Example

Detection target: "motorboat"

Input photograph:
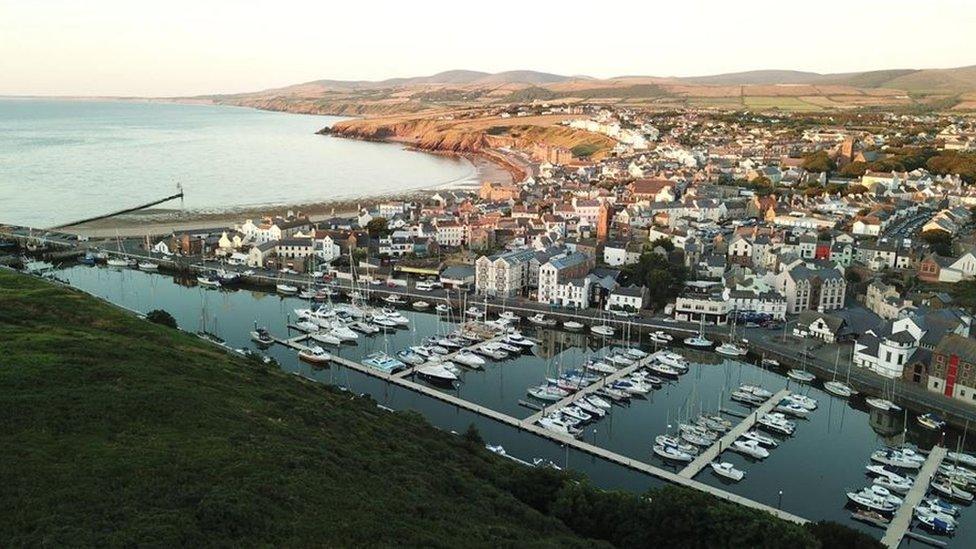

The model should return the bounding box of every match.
[416,363,459,385]
[495,341,522,354]
[197,275,221,287]
[465,307,484,318]
[731,439,770,459]
[137,261,159,272]
[739,384,773,399]
[412,301,430,310]
[362,352,406,373]
[298,345,331,364]
[774,401,810,418]
[865,485,904,507]
[381,309,410,325]
[679,424,717,445]
[504,333,536,348]
[294,320,320,333]
[585,395,612,410]
[649,363,681,379]
[563,321,584,331]
[913,507,956,535]
[823,380,857,398]
[757,413,795,435]
[782,393,818,410]
[574,399,606,418]
[917,413,946,431]
[591,324,615,337]
[649,331,673,344]
[596,387,630,402]
[498,311,520,323]
[383,294,407,305]
[922,497,960,517]
[787,369,816,383]
[939,463,976,482]
[528,314,557,326]
[249,326,274,346]
[870,450,923,470]
[653,444,694,463]
[846,490,899,515]
[655,435,699,456]
[866,464,912,481]
[107,257,129,268]
[475,345,508,360]
[605,353,634,367]
[625,348,648,360]
[276,283,299,295]
[931,478,975,502]
[298,289,317,300]
[350,321,380,334]
[715,342,748,357]
[453,350,486,369]
[710,462,745,482]
[560,406,592,423]
[310,331,341,346]
[585,359,616,375]
[330,324,359,341]
[610,379,650,395]
[730,390,765,406]
[872,474,913,494]
[372,315,399,329]
[435,303,451,314]
[396,349,426,366]
[740,430,778,447]
[947,451,976,468]
[683,334,713,348]
[697,414,732,433]
[761,357,780,367]
[527,384,569,402]
[537,414,580,437]
[657,352,689,372]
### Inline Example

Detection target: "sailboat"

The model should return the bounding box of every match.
[137,234,160,271]
[590,312,614,337]
[866,376,901,412]
[715,311,747,357]
[823,346,856,398]
[106,233,129,267]
[683,316,713,348]
[196,298,224,345]
[787,344,816,383]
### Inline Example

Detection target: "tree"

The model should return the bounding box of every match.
[921,230,952,256]
[462,423,483,446]
[146,309,177,329]
[839,161,868,178]
[366,217,389,237]
[801,150,836,174]
[650,237,674,253]
[845,270,861,284]
[621,252,687,310]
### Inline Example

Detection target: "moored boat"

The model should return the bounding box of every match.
[710,461,745,481]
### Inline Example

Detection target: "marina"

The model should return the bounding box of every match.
[882,447,949,548]
[24,263,976,545]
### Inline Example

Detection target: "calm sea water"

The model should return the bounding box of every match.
[50,265,976,546]
[0,99,475,227]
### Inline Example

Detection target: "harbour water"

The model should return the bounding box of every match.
[0,99,476,227]
[50,264,976,546]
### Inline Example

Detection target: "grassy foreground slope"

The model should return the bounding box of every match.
[0,271,878,547]
[0,271,584,547]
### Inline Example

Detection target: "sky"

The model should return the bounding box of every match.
[2,0,975,97]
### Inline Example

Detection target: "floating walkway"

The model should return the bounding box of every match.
[522,351,660,426]
[305,346,808,525]
[392,333,507,379]
[880,446,948,549]
[679,389,789,479]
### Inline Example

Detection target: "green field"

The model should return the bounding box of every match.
[743,96,824,112]
[0,271,876,547]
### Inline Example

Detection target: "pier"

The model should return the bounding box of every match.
[521,351,660,426]
[288,341,808,525]
[880,446,948,548]
[679,388,789,479]
[49,190,185,230]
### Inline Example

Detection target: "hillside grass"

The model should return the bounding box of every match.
[0,271,586,547]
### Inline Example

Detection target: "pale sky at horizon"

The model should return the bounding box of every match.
[2,0,974,97]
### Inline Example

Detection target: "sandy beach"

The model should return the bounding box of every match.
[61,152,509,238]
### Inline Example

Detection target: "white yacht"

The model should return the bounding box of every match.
[774,401,810,418]
[657,352,689,371]
[823,380,857,398]
[412,301,430,310]
[740,430,777,447]
[846,490,899,514]
[649,330,673,344]
[416,363,459,385]
[654,435,699,456]
[783,393,818,410]
[715,342,748,357]
[731,439,770,459]
[870,450,923,470]
[528,314,557,326]
[137,261,159,272]
[276,283,299,295]
[865,397,901,412]
[872,474,913,494]
[310,331,341,346]
[786,369,816,383]
[591,324,614,337]
[453,350,486,368]
[563,321,584,331]
[298,345,331,364]
[710,462,745,482]
[585,395,612,410]
[653,444,694,463]
[435,303,451,314]
[498,311,520,323]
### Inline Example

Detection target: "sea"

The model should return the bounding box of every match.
[0,98,476,227]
